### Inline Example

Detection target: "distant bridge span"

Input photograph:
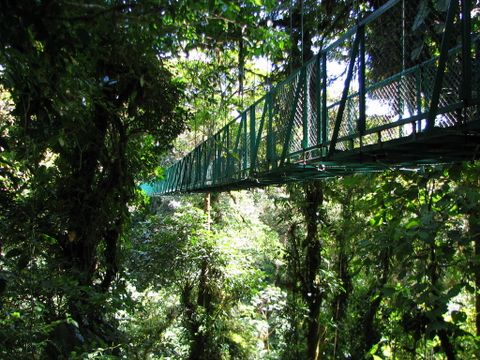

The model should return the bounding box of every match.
[144,0,480,196]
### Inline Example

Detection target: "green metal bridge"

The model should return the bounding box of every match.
[145,0,480,196]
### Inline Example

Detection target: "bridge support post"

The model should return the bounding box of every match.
[426,0,458,131]
[415,67,423,132]
[252,99,268,174]
[327,30,361,158]
[242,112,247,175]
[315,55,321,150]
[302,61,309,151]
[280,68,306,167]
[476,37,480,104]
[226,124,231,179]
[358,24,366,139]
[266,94,274,169]
[249,106,256,176]
[461,0,472,105]
[321,53,328,154]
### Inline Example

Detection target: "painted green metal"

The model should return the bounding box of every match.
[281,68,305,166]
[320,54,327,147]
[328,29,361,159]
[144,0,480,196]
[426,0,458,130]
[461,0,472,104]
[358,24,366,136]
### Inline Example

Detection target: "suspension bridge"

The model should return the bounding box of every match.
[143,0,480,196]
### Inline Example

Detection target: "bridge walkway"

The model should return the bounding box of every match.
[144,0,480,196]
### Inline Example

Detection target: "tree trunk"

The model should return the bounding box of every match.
[302,182,324,360]
[429,237,456,360]
[332,230,352,358]
[204,193,211,231]
[188,259,212,360]
[468,211,480,336]
[187,193,220,360]
[361,246,389,357]
[238,27,245,106]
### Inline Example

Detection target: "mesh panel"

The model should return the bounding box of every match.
[154,0,477,194]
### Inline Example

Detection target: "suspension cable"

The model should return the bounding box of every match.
[290,0,293,74]
[301,0,304,65]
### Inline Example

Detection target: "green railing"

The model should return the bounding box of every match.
[145,0,479,195]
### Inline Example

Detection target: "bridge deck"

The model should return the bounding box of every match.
[144,0,480,196]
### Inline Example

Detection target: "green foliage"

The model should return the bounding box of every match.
[1,0,479,358]
[0,0,188,357]
[123,191,285,359]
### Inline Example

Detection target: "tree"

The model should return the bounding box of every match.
[0,0,185,356]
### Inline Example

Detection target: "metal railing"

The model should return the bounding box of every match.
[146,0,479,195]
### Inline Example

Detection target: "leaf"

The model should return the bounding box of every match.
[17,254,30,270]
[369,215,383,227]
[11,311,21,318]
[451,310,467,323]
[446,283,463,299]
[426,320,447,334]
[5,248,23,258]
[368,343,379,355]
[41,233,57,245]
[154,166,164,180]
[405,218,419,229]
[382,286,395,297]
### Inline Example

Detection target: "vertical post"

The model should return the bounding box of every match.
[181,158,187,191]
[426,0,458,130]
[358,25,366,136]
[302,63,309,150]
[204,193,211,231]
[316,55,322,147]
[202,143,207,187]
[226,124,231,178]
[416,67,423,132]
[461,0,472,104]
[242,112,247,175]
[321,53,328,150]
[212,138,216,184]
[328,31,361,159]
[223,129,227,180]
[212,136,217,185]
[186,157,192,190]
[216,134,221,184]
[173,163,179,193]
[171,164,176,193]
[280,69,306,166]
[219,132,224,183]
[476,37,480,102]
[250,105,256,175]
[163,169,168,193]
[196,145,201,186]
[267,93,274,168]
[188,155,193,189]
[253,100,268,172]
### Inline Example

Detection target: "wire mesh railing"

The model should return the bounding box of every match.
[147,0,479,195]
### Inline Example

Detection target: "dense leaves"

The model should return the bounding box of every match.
[0,0,187,357]
[1,0,479,359]
[120,165,480,359]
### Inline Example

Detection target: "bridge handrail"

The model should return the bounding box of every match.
[148,0,478,195]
